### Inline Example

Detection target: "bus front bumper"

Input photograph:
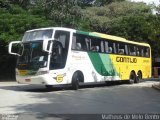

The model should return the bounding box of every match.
[16,74,64,85]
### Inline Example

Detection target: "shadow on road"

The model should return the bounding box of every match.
[0,78,159,93]
[0,80,160,117]
[5,81,160,115]
[0,81,127,93]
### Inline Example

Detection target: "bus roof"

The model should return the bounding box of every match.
[77,30,150,47]
[26,27,150,47]
[25,27,75,33]
[91,32,150,47]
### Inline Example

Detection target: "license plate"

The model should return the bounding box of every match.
[25,79,31,82]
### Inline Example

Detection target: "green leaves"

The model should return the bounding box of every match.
[0,0,159,57]
[82,1,160,57]
[31,0,84,28]
[0,4,53,42]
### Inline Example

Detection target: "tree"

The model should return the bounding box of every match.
[94,0,125,6]
[0,4,53,43]
[83,1,160,57]
[84,1,152,35]
[29,0,91,29]
[0,1,54,80]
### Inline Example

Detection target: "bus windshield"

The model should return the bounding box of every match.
[22,29,53,42]
[17,41,48,71]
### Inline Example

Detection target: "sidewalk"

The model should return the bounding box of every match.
[152,82,160,90]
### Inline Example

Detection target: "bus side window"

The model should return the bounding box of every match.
[141,48,144,57]
[105,41,108,53]
[90,37,101,52]
[76,43,81,50]
[117,43,125,55]
[113,43,117,54]
[101,41,105,53]
[108,47,112,53]
[136,46,141,56]
[85,38,90,51]
[108,41,114,54]
[118,49,124,54]
[125,45,128,55]
[129,45,136,56]
[72,35,76,50]
[72,33,88,51]
[144,47,150,57]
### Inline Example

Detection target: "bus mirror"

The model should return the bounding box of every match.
[8,41,24,56]
[43,39,53,54]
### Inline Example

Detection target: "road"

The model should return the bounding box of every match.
[0,80,160,120]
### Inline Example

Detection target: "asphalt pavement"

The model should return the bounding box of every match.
[0,80,160,120]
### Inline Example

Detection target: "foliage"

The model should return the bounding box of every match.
[84,1,152,32]
[0,3,53,42]
[83,1,160,57]
[94,0,125,6]
[0,0,160,80]
[29,0,85,28]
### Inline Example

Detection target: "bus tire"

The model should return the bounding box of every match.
[128,71,136,84]
[136,71,142,83]
[72,72,80,90]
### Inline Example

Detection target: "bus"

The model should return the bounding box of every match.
[8,27,151,90]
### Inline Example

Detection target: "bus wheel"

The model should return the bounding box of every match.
[72,72,80,90]
[136,71,142,83]
[128,72,136,84]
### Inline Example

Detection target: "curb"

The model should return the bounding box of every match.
[152,83,160,90]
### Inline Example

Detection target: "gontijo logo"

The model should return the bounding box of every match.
[56,74,66,83]
[116,57,137,63]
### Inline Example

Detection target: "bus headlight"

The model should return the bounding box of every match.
[36,70,49,75]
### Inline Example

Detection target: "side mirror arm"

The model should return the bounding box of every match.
[8,41,23,56]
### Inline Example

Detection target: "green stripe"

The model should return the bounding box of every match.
[89,33,100,38]
[76,30,90,36]
[88,52,118,76]
[88,52,104,75]
[76,30,100,38]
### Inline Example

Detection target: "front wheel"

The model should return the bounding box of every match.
[72,73,80,90]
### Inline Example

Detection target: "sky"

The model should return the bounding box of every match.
[131,0,160,6]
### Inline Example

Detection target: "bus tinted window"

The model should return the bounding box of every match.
[107,41,116,54]
[50,30,70,70]
[72,33,89,51]
[101,41,105,53]
[104,41,108,53]
[54,30,70,49]
[144,47,150,57]
[90,37,101,52]
[136,46,141,56]
[128,45,136,56]
[136,46,150,57]
[117,43,126,55]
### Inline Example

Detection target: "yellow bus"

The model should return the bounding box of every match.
[8,27,151,90]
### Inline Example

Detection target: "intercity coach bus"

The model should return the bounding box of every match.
[8,27,151,90]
